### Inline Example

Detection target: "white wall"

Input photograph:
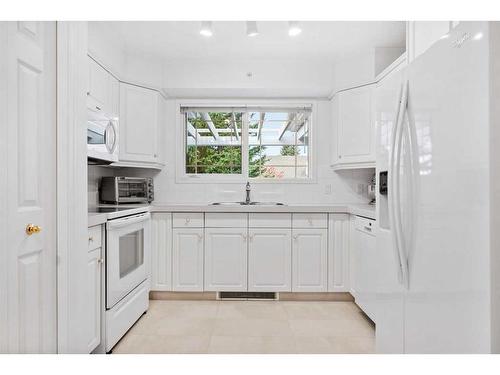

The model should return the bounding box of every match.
[86,24,375,206]
[135,99,373,205]
[161,59,334,98]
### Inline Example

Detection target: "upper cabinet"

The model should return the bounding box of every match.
[87,56,118,119]
[407,21,458,63]
[331,84,375,169]
[119,82,165,167]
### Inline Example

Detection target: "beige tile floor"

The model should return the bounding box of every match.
[112,300,375,354]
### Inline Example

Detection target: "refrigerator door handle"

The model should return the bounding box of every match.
[389,80,409,289]
[394,80,410,289]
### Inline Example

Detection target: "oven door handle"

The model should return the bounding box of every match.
[107,213,150,230]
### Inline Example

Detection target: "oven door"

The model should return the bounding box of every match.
[106,213,150,309]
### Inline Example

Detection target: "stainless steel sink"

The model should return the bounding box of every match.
[210,202,247,206]
[211,201,285,206]
[248,202,285,206]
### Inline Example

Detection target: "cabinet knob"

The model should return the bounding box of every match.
[88,236,94,242]
[97,258,104,264]
[185,218,191,225]
[197,234,203,241]
[293,235,299,241]
[241,234,247,241]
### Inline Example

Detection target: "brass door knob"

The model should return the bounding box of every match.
[26,224,41,235]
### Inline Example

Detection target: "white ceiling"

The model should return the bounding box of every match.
[97,21,406,63]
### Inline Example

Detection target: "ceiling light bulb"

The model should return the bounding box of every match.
[246,21,259,37]
[288,21,302,36]
[200,21,213,37]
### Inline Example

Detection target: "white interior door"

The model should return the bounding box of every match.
[0,21,57,353]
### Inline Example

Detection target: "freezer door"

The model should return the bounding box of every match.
[404,21,491,353]
[374,60,407,353]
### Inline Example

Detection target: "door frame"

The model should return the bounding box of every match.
[56,21,89,353]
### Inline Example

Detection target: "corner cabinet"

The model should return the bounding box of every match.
[119,82,165,167]
[331,85,375,170]
[328,214,350,292]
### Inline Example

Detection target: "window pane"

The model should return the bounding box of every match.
[185,111,242,174]
[247,110,310,179]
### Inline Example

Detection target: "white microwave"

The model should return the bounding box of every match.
[87,111,118,163]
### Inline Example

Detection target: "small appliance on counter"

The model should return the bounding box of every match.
[100,176,154,204]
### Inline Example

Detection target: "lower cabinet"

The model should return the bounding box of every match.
[151,213,172,291]
[204,228,248,291]
[292,229,328,292]
[172,228,204,291]
[248,228,292,292]
[86,226,103,353]
[328,214,351,292]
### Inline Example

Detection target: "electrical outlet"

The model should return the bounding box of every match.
[324,184,332,195]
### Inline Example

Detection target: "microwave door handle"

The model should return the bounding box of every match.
[105,121,117,153]
[107,213,150,230]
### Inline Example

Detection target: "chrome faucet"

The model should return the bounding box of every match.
[245,181,251,204]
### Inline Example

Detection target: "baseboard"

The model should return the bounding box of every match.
[279,292,354,302]
[149,291,217,300]
[149,291,353,302]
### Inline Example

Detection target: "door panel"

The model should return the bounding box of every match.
[204,228,247,291]
[292,229,327,292]
[1,21,57,353]
[172,228,204,291]
[248,228,291,292]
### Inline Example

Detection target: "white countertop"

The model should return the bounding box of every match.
[88,202,376,227]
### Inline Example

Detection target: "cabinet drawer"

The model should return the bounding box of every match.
[354,216,376,236]
[205,213,247,228]
[292,213,328,229]
[88,225,102,251]
[173,212,204,228]
[249,213,291,228]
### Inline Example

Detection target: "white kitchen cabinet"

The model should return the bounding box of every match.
[119,82,164,165]
[86,225,103,353]
[407,21,454,63]
[151,213,172,291]
[87,56,109,113]
[204,228,248,291]
[332,85,375,169]
[248,228,291,292]
[328,214,350,292]
[172,228,204,291]
[292,228,328,292]
[351,216,377,321]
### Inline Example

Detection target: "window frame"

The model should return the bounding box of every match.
[175,99,317,184]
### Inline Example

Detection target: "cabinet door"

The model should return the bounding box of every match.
[328,214,350,292]
[119,83,158,163]
[87,57,109,113]
[151,213,172,291]
[248,228,291,292]
[155,94,166,165]
[204,228,247,291]
[337,86,374,164]
[292,229,328,292]
[172,228,204,291]
[407,21,452,63]
[86,246,102,353]
[109,75,119,120]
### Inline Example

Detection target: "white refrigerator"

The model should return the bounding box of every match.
[375,21,500,353]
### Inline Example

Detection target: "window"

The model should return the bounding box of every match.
[182,105,312,181]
